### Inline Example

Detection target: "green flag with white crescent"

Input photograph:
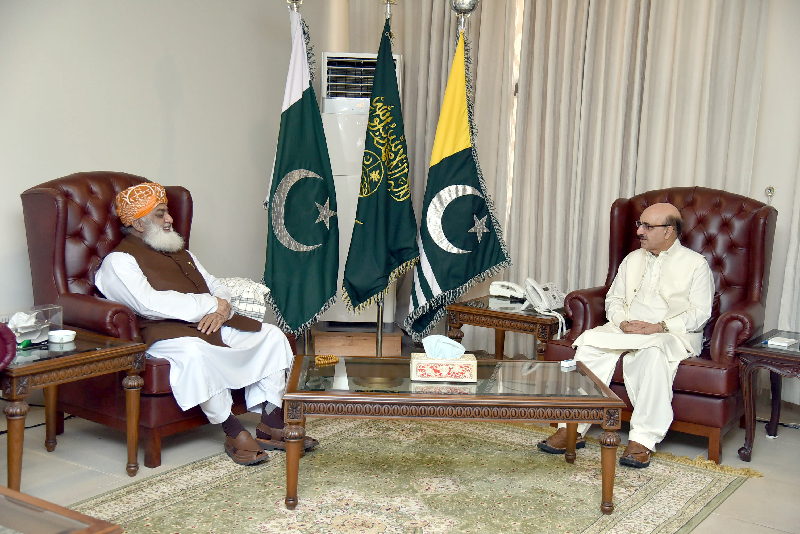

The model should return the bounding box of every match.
[342,18,419,314]
[404,32,511,342]
[263,10,338,335]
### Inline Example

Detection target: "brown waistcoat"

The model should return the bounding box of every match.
[110,235,260,347]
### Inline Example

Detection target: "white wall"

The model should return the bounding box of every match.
[0,0,339,313]
[750,0,800,330]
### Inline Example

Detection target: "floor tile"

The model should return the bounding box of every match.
[691,513,794,534]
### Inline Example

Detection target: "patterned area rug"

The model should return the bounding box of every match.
[73,419,756,534]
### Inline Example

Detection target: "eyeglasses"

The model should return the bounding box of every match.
[635,221,671,230]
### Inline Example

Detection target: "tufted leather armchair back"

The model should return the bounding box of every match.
[607,187,777,350]
[21,172,192,336]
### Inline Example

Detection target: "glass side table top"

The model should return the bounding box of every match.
[7,330,136,370]
[742,329,800,355]
[294,357,609,398]
[456,295,564,318]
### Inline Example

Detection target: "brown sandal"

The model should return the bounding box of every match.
[619,441,651,468]
[224,430,268,466]
[255,422,319,452]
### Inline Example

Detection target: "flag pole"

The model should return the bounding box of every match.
[374,0,396,358]
[287,0,302,12]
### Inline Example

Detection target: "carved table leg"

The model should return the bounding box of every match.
[494,329,506,359]
[44,385,58,452]
[447,312,464,345]
[599,430,620,514]
[284,422,305,510]
[5,400,29,491]
[738,361,758,462]
[564,422,578,464]
[122,371,143,477]
[767,370,782,438]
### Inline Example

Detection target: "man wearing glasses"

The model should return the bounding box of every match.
[538,203,714,468]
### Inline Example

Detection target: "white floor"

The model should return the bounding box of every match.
[2,389,800,533]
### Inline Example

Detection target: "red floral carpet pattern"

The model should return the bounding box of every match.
[73,419,748,533]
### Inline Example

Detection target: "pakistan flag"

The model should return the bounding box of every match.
[263,10,338,335]
[342,18,418,314]
[404,32,511,341]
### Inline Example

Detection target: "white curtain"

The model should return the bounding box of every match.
[634,0,769,194]
[503,0,768,358]
[777,154,800,404]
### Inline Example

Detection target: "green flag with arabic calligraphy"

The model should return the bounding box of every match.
[342,18,418,314]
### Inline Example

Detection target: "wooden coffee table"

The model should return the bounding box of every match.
[447,296,563,359]
[736,329,800,461]
[0,484,121,533]
[282,356,625,514]
[1,328,146,491]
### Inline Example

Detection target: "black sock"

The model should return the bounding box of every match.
[221,414,246,438]
[260,405,284,430]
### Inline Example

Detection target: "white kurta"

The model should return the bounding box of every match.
[96,251,293,423]
[565,240,714,450]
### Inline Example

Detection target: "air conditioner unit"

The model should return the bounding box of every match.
[319,52,402,329]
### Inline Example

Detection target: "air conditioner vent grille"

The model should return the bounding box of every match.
[325,56,397,99]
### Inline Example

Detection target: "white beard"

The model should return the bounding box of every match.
[142,219,185,253]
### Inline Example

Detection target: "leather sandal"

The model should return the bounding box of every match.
[619,441,651,468]
[255,422,320,453]
[224,430,268,466]
[536,428,586,454]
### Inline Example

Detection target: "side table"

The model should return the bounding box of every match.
[1,328,146,491]
[447,296,563,359]
[736,329,800,462]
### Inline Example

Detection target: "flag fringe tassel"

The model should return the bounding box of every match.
[300,19,316,83]
[342,256,420,315]
[262,279,336,337]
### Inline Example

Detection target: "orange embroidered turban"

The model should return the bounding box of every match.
[114,182,168,226]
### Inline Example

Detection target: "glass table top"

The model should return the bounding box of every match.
[743,329,800,355]
[7,332,129,370]
[294,357,609,398]
[0,493,91,534]
[457,295,564,318]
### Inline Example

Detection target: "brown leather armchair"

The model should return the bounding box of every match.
[21,171,295,468]
[544,186,777,463]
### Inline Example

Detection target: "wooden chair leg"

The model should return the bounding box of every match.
[55,411,65,435]
[707,428,721,464]
[144,429,163,469]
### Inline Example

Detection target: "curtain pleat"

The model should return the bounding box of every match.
[634,0,768,194]
[777,154,800,404]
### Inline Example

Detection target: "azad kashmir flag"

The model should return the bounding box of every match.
[342,18,419,314]
[404,32,511,341]
[263,10,338,335]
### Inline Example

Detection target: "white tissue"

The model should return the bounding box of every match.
[421,335,466,360]
[7,311,50,344]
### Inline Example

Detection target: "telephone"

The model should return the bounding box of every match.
[523,278,566,313]
[489,279,567,338]
[489,281,526,301]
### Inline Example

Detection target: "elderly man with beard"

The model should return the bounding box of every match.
[538,202,714,468]
[95,182,317,466]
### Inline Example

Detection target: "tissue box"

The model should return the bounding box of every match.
[0,305,63,345]
[410,352,477,383]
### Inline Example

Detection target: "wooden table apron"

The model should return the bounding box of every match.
[1,330,146,491]
[282,359,625,515]
[446,301,560,359]
[736,348,800,462]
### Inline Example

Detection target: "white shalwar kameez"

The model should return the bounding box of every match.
[562,240,714,450]
[96,251,293,424]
